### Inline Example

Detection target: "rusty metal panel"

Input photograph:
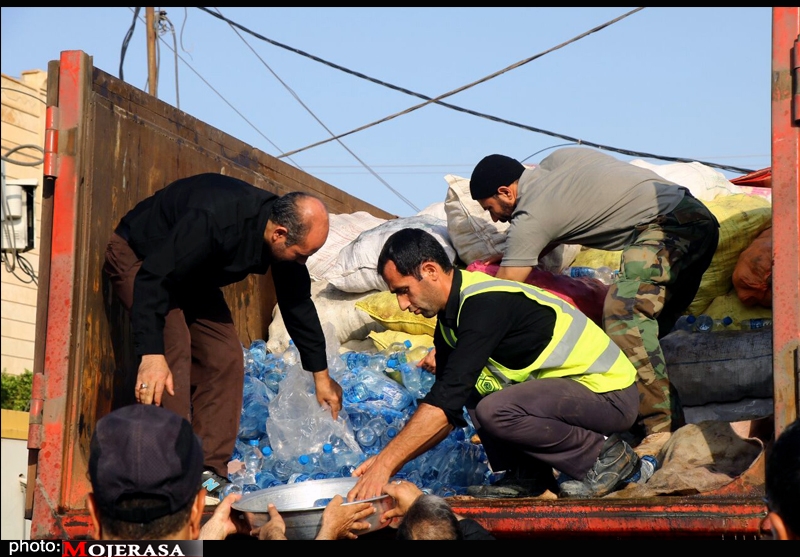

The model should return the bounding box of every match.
[29,49,395,540]
[770,7,800,436]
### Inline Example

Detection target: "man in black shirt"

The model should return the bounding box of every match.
[347,228,641,502]
[104,173,343,499]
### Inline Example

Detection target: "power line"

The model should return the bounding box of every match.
[211,7,419,212]
[197,7,755,176]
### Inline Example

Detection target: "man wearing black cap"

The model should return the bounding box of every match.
[87,404,249,540]
[468,148,719,456]
[87,404,377,540]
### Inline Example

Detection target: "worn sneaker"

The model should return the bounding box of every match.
[559,434,639,499]
[467,466,558,499]
[201,470,229,506]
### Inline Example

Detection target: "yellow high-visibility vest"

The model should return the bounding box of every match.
[440,270,635,396]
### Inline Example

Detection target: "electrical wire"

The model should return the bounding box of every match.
[197,7,755,176]
[1,144,44,167]
[212,7,419,213]
[126,8,288,160]
[0,87,47,105]
[119,7,141,81]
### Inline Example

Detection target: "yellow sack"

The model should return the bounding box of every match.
[687,194,771,315]
[368,330,434,353]
[572,246,622,270]
[573,194,771,317]
[702,288,772,326]
[355,290,437,336]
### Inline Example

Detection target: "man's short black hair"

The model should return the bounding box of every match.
[271,191,318,247]
[377,228,454,279]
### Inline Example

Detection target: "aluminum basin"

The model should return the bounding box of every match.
[232,477,396,540]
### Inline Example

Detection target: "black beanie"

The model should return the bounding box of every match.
[469,154,526,200]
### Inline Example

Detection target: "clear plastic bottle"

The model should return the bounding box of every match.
[282,339,300,367]
[319,443,337,475]
[693,314,714,333]
[625,455,658,484]
[562,266,617,285]
[242,439,263,485]
[739,317,773,330]
[260,446,276,476]
[711,316,734,332]
[672,314,697,333]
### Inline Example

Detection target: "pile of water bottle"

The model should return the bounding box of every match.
[221,337,500,500]
[671,314,772,333]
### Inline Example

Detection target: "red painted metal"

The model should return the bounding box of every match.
[29,50,86,541]
[770,7,800,437]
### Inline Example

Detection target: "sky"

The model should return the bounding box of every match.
[1,7,773,218]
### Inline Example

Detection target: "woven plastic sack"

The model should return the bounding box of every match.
[732,227,772,308]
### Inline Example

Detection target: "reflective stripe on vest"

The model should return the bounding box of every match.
[440,270,630,395]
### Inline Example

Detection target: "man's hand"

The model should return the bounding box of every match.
[347,456,393,502]
[418,348,436,374]
[315,494,375,540]
[251,504,287,540]
[198,493,249,540]
[136,354,174,406]
[313,369,343,421]
[380,479,423,527]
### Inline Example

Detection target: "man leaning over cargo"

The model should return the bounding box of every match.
[347,227,641,501]
[103,173,343,500]
[468,148,720,455]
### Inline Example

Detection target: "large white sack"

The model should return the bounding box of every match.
[327,215,456,293]
[629,159,745,202]
[267,280,385,354]
[306,211,387,282]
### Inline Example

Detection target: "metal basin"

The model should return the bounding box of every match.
[232,477,396,540]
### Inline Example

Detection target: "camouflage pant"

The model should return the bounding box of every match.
[604,193,719,436]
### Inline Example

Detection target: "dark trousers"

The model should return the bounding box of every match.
[467,378,639,480]
[104,232,243,477]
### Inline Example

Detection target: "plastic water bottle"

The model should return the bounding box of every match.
[296,454,317,475]
[242,440,263,485]
[356,422,380,453]
[319,443,338,475]
[693,314,714,333]
[711,316,734,331]
[625,455,658,484]
[562,266,617,285]
[740,318,773,330]
[260,446,276,476]
[381,425,399,447]
[340,371,371,404]
[272,457,293,482]
[282,339,300,367]
[672,314,696,333]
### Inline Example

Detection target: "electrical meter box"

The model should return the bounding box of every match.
[1,178,37,252]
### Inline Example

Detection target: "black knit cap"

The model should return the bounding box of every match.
[89,404,204,523]
[469,154,526,200]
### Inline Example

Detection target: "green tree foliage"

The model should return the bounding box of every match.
[1,369,33,411]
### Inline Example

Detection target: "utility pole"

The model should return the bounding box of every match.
[146,7,158,98]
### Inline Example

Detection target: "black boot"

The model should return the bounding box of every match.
[558,434,639,499]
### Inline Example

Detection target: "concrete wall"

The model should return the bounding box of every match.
[1,409,32,539]
[1,70,46,378]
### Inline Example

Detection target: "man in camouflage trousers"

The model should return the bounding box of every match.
[468,148,719,454]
